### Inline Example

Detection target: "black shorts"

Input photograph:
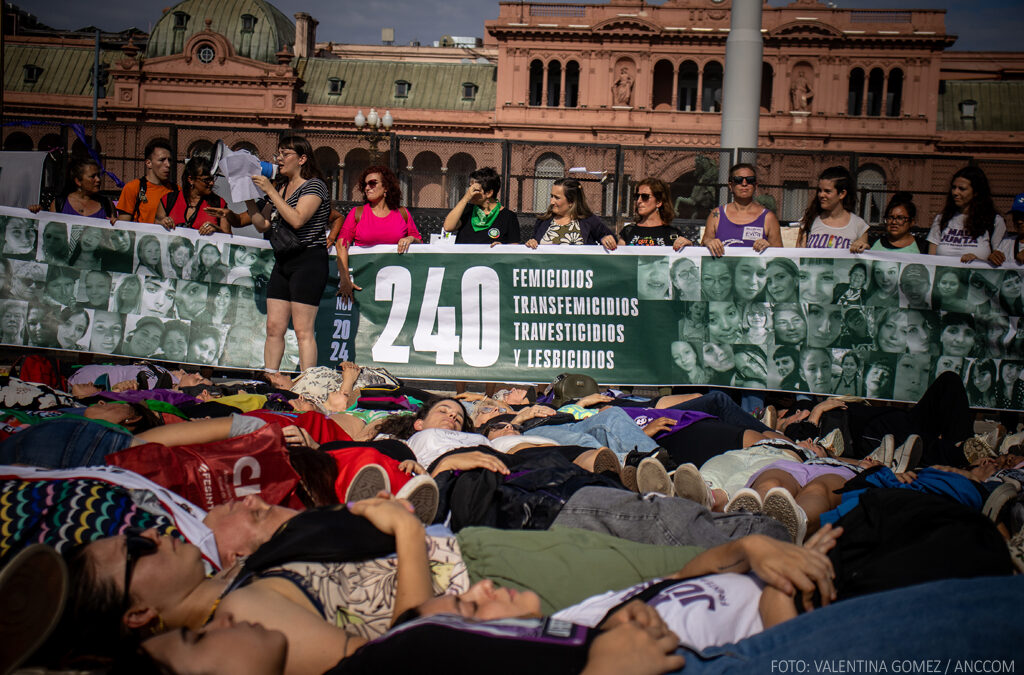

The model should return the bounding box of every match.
[267,246,329,306]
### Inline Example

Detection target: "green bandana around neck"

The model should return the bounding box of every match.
[470,202,502,232]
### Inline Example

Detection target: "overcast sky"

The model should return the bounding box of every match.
[14,0,1022,52]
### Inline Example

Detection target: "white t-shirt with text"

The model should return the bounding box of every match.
[927,213,1006,258]
[804,213,869,250]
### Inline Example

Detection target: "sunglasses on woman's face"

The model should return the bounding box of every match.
[730,176,757,186]
[634,193,653,202]
[362,179,380,190]
[122,527,159,610]
[196,176,215,185]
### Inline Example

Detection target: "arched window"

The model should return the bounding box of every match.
[866,68,884,117]
[546,61,562,107]
[71,136,101,158]
[343,148,371,201]
[678,61,698,111]
[760,63,774,111]
[886,68,903,117]
[3,132,33,152]
[533,154,564,213]
[847,68,865,116]
[529,60,544,106]
[38,134,63,153]
[411,151,443,208]
[447,153,477,207]
[701,62,723,112]
[565,61,580,108]
[231,141,260,155]
[652,60,674,110]
[315,147,341,199]
[856,165,886,224]
[186,139,214,161]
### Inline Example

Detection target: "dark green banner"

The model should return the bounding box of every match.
[350,244,1024,410]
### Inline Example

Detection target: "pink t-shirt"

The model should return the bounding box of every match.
[340,206,421,247]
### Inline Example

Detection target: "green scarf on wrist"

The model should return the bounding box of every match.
[470,202,502,232]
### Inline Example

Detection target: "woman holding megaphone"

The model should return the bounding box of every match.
[246,135,331,374]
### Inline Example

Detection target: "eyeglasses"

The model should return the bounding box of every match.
[885,215,910,224]
[122,527,158,610]
[633,193,653,202]
[362,179,380,190]
[274,150,297,159]
[730,176,757,186]
[488,421,522,433]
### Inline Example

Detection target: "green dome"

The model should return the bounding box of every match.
[146,0,295,64]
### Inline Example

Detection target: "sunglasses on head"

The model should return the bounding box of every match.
[362,179,380,190]
[634,193,653,202]
[122,527,159,610]
[730,176,757,186]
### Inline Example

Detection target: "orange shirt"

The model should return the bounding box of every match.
[116,178,175,224]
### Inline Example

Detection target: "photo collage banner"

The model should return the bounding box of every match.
[1,206,1022,410]
[349,243,1024,410]
[0,207,346,372]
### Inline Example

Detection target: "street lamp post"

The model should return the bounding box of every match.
[354,108,393,164]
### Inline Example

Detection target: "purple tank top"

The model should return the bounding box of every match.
[714,206,767,247]
[61,197,109,220]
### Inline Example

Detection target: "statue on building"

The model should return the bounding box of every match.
[612,66,634,106]
[790,71,813,111]
[673,155,718,220]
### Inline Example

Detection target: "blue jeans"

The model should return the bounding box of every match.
[536,407,659,459]
[673,575,1021,673]
[0,419,132,468]
[670,390,770,433]
[552,486,789,547]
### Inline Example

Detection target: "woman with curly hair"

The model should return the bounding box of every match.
[336,165,422,301]
[927,166,1006,264]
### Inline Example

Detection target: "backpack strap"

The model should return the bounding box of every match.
[131,177,148,222]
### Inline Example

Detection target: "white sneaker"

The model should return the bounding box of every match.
[725,487,763,514]
[671,463,711,508]
[867,434,895,468]
[345,463,390,503]
[762,487,808,544]
[395,474,440,524]
[891,434,922,474]
[636,457,674,497]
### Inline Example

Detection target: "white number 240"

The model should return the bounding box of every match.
[371,266,500,367]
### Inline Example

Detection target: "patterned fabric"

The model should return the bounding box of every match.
[263,534,469,639]
[292,366,347,410]
[0,477,181,561]
[539,220,583,245]
[0,377,77,410]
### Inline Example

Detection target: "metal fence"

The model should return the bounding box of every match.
[6,118,1024,239]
